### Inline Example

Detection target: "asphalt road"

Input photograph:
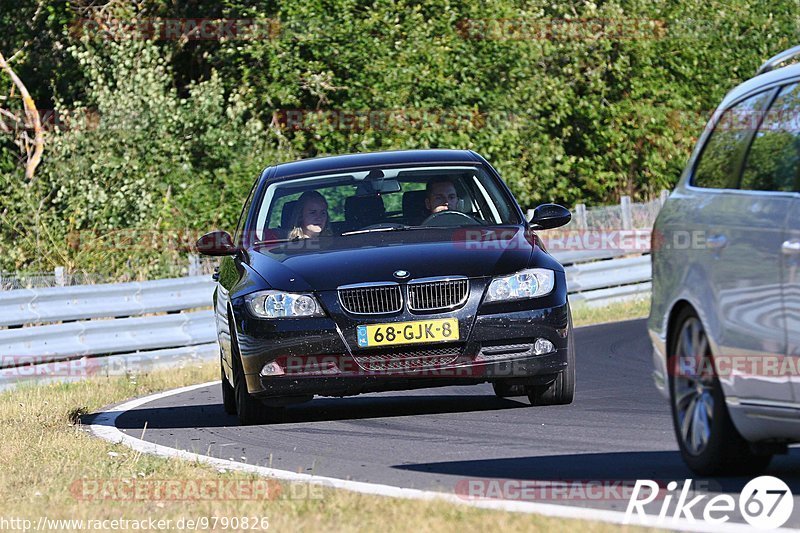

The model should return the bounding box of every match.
[97,319,800,528]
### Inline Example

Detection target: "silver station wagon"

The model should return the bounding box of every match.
[649,46,800,474]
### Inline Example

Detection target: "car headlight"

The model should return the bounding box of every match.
[244,290,325,318]
[484,268,555,303]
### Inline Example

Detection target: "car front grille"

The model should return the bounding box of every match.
[407,277,469,311]
[352,345,464,372]
[337,277,469,315]
[338,283,403,315]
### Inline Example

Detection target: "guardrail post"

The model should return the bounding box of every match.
[659,189,669,206]
[574,203,587,229]
[188,254,201,277]
[54,266,65,287]
[620,196,632,230]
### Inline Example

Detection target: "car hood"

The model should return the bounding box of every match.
[248,227,545,291]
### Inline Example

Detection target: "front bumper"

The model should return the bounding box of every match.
[233,299,571,398]
[255,349,568,398]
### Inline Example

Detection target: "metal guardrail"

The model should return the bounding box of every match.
[551,248,634,265]
[570,281,652,307]
[565,255,651,293]
[0,311,215,360]
[0,276,214,327]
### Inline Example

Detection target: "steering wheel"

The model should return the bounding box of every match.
[420,210,481,227]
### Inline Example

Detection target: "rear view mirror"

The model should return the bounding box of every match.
[529,204,571,230]
[356,177,401,196]
[196,230,238,256]
[373,178,401,194]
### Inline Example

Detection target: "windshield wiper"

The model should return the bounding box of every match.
[254,238,294,245]
[341,225,417,236]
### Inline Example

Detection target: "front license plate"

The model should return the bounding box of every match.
[356,319,459,348]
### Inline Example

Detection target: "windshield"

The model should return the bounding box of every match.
[247,165,521,244]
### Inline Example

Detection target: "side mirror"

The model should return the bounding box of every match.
[196,230,238,256]
[529,204,571,230]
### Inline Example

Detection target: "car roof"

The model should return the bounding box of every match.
[267,149,483,180]
[720,61,800,109]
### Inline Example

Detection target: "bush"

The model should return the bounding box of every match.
[1,38,286,277]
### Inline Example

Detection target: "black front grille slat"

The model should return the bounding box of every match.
[338,284,402,315]
[339,278,468,315]
[407,278,468,312]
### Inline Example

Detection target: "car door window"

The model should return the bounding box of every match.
[740,83,800,192]
[692,91,773,189]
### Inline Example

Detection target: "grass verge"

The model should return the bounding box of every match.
[571,297,650,327]
[0,300,656,532]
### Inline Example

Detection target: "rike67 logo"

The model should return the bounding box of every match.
[625,476,793,529]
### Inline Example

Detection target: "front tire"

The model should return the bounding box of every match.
[233,358,270,425]
[668,308,772,475]
[221,355,236,415]
[229,310,283,425]
[527,310,576,406]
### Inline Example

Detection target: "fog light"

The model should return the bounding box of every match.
[260,361,285,377]
[533,338,555,355]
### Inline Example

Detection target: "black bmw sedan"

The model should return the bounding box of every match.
[197,149,575,424]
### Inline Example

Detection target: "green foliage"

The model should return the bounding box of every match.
[0,0,798,277]
[206,0,799,206]
[1,38,285,277]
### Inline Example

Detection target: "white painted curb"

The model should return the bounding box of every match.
[85,381,792,532]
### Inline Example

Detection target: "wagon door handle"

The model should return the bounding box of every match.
[707,234,728,250]
[782,239,800,255]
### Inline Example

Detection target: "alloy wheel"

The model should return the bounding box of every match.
[672,317,714,456]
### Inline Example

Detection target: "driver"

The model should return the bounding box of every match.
[425,179,459,214]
